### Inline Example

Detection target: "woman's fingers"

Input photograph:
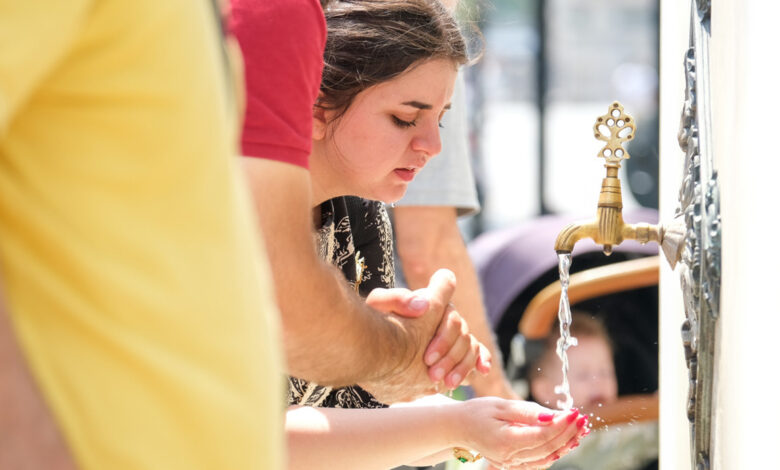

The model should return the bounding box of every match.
[504,410,587,464]
[494,400,569,428]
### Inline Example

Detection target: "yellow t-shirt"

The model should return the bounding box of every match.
[0,1,283,469]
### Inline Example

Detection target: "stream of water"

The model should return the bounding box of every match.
[554,253,578,410]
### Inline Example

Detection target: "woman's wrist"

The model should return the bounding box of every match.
[438,399,472,450]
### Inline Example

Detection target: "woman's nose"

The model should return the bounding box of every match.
[410,123,442,157]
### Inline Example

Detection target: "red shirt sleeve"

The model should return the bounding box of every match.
[229,0,326,168]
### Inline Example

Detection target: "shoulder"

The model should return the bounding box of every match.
[229,0,326,45]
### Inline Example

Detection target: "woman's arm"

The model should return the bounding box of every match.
[286,397,587,470]
[286,402,456,470]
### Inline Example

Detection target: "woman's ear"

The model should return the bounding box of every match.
[312,94,328,141]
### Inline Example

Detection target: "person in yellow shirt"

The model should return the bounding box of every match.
[0,1,284,468]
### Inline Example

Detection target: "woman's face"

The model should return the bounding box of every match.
[312,59,458,203]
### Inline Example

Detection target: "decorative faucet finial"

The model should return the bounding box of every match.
[593,101,636,166]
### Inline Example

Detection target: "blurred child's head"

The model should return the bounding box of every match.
[530,311,618,409]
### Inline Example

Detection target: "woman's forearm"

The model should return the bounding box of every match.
[285,402,463,470]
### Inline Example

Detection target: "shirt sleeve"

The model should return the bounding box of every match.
[229,0,326,168]
[0,1,91,135]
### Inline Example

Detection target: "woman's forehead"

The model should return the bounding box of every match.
[367,59,458,103]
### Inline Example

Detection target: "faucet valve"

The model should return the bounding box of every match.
[594,101,636,167]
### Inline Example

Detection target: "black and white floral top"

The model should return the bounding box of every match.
[287,196,394,409]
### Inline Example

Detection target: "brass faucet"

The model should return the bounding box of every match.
[554,102,681,262]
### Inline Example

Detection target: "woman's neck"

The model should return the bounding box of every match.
[309,141,345,207]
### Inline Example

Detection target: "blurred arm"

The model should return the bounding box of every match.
[0,300,77,469]
[0,4,87,468]
[394,206,517,399]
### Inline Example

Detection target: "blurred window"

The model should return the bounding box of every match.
[464,0,659,236]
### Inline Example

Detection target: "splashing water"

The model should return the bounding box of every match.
[554,253,578,410]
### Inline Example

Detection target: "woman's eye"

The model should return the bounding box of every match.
[392,116,417,128]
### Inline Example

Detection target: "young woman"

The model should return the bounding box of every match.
[284,1,589,468]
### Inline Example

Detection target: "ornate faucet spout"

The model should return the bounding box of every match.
[554,219,599,254]
[553,211,663,255]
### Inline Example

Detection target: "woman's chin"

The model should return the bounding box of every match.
[370,186,408,204]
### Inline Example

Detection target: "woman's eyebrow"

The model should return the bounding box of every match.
[402,101,452,111]
[402,100,432,110]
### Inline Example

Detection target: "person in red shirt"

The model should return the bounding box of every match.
[230,0,487,402]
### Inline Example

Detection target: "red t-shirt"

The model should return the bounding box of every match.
[229,0,327,168]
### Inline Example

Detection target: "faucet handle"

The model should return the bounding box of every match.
[593,101,636,166]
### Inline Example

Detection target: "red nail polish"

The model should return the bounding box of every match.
[552,455,560,461]
[566,410,579,423]
[576,416,588,427]
[538,412,555,422]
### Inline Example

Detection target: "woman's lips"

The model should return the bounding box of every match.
[394,168,417,182]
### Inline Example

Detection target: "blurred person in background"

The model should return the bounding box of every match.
[393,65,517,402]
[529,312,658,470]
[1,1,285,468]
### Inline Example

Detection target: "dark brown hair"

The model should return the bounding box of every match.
[318,0,468,116]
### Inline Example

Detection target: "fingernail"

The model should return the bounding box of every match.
[426,351,441,365]
[449,373,462,386]
[566,410,579,423]
[537,412,555,422]
[432,367,445,380]
[576,416,588,428]
[409,296,428,311]
[552,455,560,461]
[571,442,580,449]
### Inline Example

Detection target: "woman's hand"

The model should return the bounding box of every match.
[452,398,589,469]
